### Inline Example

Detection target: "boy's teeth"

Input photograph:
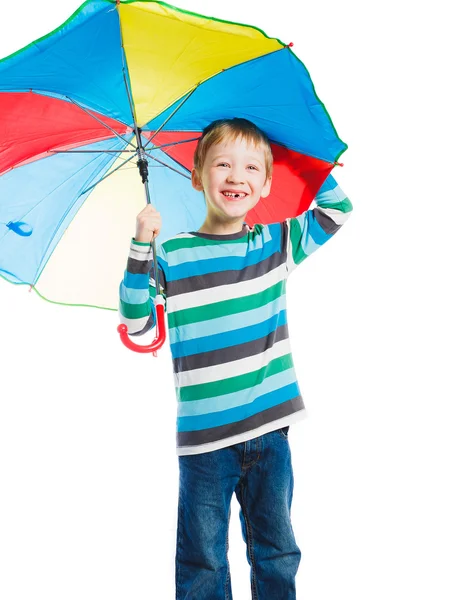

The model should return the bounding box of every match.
[223,192,246,198]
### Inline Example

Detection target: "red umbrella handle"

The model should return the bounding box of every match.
[117,296,166,357]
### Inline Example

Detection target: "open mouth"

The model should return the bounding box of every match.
[221,191,247,200]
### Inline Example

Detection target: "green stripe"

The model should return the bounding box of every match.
[289,217,308,267]
[168,279,286,328]
[132,238,152,247]
[163,224,265,253]
[317,196,353,213]
[164,233,248,253]
[119,298,152,319]
[180,353,294,401]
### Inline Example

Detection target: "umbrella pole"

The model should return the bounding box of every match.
[117,70,166,356]
[135,128,159,292]
[117,126,166,357]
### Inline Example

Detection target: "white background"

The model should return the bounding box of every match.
[1,1,470,599]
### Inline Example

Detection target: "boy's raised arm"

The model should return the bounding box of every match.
[118,238,167,336]
[283,173,353,277]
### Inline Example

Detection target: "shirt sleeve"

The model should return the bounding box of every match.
[118,237,168,336]
[282,173,353,277]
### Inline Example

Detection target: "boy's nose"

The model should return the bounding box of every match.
[227,170,245,184]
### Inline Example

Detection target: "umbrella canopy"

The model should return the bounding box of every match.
[0,0,347,311]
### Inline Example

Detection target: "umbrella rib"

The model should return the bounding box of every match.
[143,151,191,180]
[143,85,199,150]
[79,151,138,196]
[65,95,135,149]
[119,58,193,181]
[146,136,202,152]
[49,149,136,153]
[122,68,139,131]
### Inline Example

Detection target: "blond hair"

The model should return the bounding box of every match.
[194,118,273,179]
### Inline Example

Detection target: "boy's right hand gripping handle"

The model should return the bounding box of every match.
[117,295,166,357]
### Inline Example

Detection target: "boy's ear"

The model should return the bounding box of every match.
[191,168,204,192]
[260,175,272,199]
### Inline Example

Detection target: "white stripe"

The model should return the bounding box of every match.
[130,240,153,252]
[174,233,194,239]
[174,337,292,387]
[129,248,153,262]
[317,206,352,225]
[168,262,287,313]
[285,219,297,276]
[118,312,151,334]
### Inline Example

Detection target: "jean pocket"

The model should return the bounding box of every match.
[278,425,290,439]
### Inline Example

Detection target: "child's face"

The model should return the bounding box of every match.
[191,136,272,222]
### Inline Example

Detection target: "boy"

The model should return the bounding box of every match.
[118,118,352,599]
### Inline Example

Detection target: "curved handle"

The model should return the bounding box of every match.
[118,296,166,356]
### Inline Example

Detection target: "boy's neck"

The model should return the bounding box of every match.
[197,216,248,236]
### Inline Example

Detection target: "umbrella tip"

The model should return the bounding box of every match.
[286,42,294,48]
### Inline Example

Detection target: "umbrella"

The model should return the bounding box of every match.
[0,0,347,355]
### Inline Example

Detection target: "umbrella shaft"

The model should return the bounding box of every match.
[136,128,149,185]
[137,157,149,184]
[135,128,160,302]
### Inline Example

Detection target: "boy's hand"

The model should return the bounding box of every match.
[135,204,162,243]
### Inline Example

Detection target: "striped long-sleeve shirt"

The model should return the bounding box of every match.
[119,174,352,455]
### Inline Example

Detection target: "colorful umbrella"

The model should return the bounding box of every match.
[0,0,347,354]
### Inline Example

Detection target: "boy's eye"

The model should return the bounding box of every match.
[217,162,229,167]
[247,165,258,170]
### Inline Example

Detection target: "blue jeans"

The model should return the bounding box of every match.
[175,426,301,599]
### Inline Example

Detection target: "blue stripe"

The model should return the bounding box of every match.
[167,226,282,281]
[309,214,333,246]
[123,271,150,290]
[170,310,288,358]
[318,173,338,194]
[168,231,265,264]
[177,366,297,418]
[169,293,287,342]
[177,381,300,431]
[316,187,344,206]
[119,281,149,304]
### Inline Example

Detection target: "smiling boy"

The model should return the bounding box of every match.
[118,117,352,599]
[191,120,272,235]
